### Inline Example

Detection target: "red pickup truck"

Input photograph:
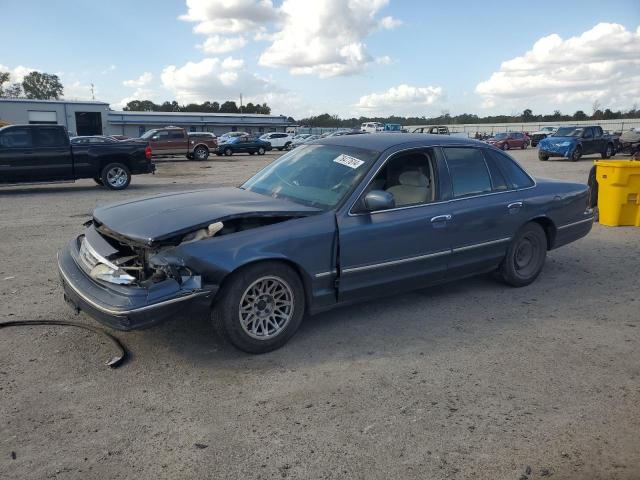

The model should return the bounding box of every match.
[140,126,217,160]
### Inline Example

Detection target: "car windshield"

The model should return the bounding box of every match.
[553,127,583,137]
[242,144,379,210]
[494,133,508,139]
[542,127,555,132]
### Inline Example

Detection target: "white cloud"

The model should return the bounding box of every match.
[379,16,402,29]
[375,55,393,65]
[355,84,443,115]
[198,35,247,53]
[0,64,39,83]
[123,72,153,87]
[259,0,395,77]
[475,23,640,110]
[160,56,277,105]
[179,0,277,34]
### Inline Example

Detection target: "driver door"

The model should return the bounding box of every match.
[336,148,452,302]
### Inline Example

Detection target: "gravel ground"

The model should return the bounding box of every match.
[1,147,639,480]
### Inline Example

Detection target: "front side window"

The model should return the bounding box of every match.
[0,128,33,148]
[444,147,492,198]
[367,149,437,207]
[243,144,379,210]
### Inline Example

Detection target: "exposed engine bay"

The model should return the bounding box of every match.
[80,215,303,287]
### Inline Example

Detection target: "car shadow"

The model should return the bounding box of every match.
[131,265,566,371]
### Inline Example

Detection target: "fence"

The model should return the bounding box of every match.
[406,118,640,137]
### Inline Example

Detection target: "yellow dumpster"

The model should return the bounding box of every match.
[595,160,640,226]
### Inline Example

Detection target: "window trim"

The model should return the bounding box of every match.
[350,147,439,213]
[347,144,537,217]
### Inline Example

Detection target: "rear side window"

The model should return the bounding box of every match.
[169,131,185,139]
[34,128,67,147]
[444,147,492,197]
[487,150,534,189]
[0,128,33,148]
[482,151,509,191]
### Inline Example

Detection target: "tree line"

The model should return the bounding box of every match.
[123,99,272,115]
[0,71,64,100]
[298,106,640,128]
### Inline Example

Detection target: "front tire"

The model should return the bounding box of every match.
[93,178,103,186]
[538,152,549,161]
[211,262,305,353]
[502,142,509,150]
[497,222,547,287]
[257,147,265,155]
[101,163,131,190]
[570,146,582,162]
[224,147,233,156]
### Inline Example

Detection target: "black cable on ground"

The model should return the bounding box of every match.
[0,320,127,368]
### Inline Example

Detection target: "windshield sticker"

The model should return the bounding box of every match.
[333,154,364,169]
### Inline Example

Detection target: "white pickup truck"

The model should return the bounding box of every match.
[259,132,293,151]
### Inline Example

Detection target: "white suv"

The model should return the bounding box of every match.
[259,132,293,151]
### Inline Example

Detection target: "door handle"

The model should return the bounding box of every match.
[430,214,452,223]
[507,202,523,209]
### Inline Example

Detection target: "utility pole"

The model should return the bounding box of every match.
[239,93,243,113]
[90,83,95,100]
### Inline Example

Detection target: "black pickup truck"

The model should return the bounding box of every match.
[0,125,154,190]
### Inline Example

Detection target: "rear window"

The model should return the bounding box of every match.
[443,147,492,197]
[487,149,534,189]
[0,127,33,148]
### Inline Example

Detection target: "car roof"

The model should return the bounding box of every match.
[314,132,482,150]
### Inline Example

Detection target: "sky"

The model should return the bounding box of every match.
[1,0,638,119]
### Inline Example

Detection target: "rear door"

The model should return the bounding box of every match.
[33,127,73,180]
[442,146,527,278]
[581,127,595,154]
[592,126,605,154]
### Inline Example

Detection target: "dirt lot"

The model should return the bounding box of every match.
[1,147,639,480]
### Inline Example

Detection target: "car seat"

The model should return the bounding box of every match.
[386,171,431,206]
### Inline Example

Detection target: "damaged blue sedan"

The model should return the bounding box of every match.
[58,134,594,353]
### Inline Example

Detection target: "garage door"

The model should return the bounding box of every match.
[28,110,58,124]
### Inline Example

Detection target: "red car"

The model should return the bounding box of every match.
[486,132,529,150]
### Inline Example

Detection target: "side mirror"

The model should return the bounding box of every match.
[363,190,395,212]
[151,135,159,140]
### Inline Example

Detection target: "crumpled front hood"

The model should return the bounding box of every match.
[92,187,321,245]
[539,136,576,151]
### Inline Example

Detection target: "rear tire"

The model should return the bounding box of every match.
[211,262,305,353]
[284,142,292,151]
[194,146,209,160]
[93,178,103,186]
[601,143,613,159]
[497,222,547,287]
[101,163,131,190]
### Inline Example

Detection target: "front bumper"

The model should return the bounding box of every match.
[57,238,217,331]
[538,144,573,158]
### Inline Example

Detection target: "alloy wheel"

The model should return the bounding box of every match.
[239,276,294,340]
[106,167,128,188]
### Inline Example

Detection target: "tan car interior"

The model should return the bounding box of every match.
[369,151,435,207]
